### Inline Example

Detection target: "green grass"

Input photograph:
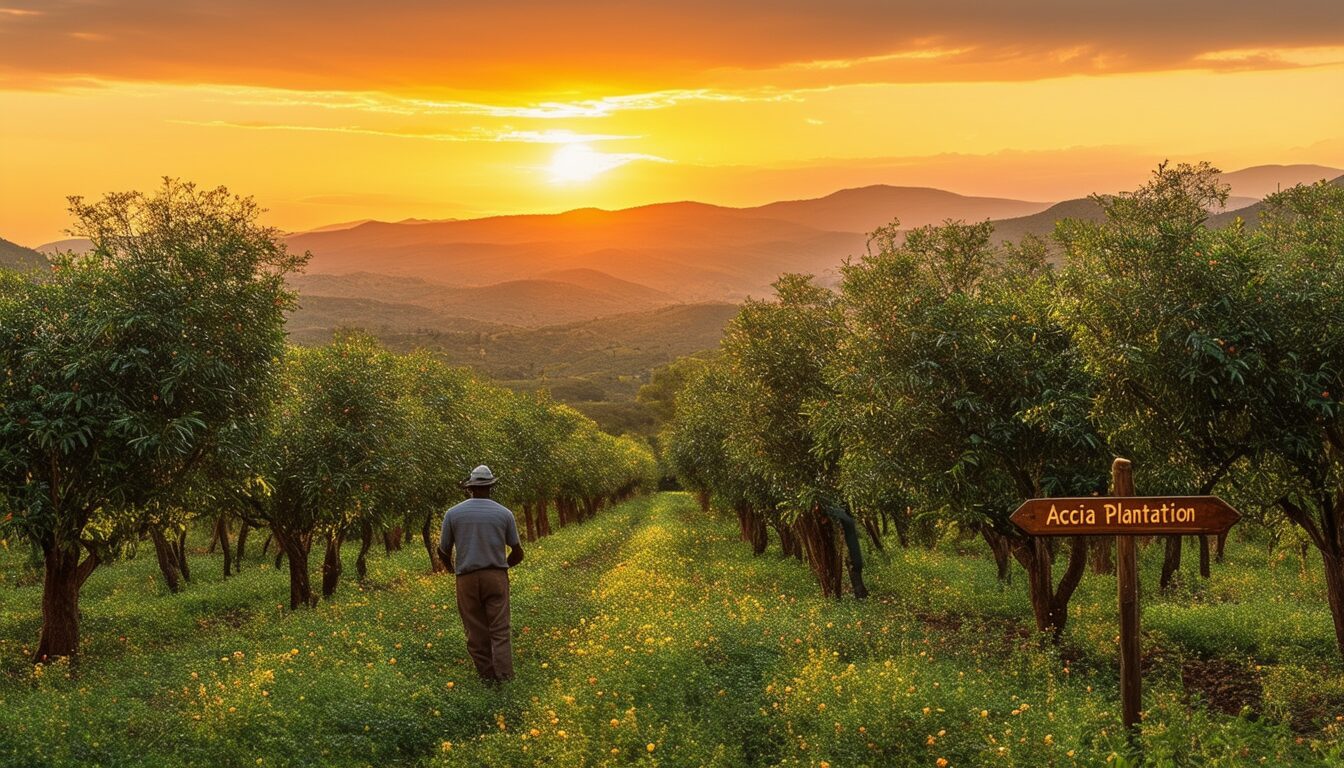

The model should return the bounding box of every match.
[0,494,1340,767]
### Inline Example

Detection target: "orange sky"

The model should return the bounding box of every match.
[2,1,1342,246]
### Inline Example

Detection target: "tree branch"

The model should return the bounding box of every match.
[1279,497,1327,552]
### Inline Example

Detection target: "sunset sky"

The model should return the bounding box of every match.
[2,1,1342,246]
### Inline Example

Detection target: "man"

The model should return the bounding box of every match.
[437,465,524,683]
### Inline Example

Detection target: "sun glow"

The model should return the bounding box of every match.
[549,143,618,183]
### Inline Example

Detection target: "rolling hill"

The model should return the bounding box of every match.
[1218,164,1343,198]
[289,268,676,327]
[281,186,1052,302]
[744,185,1048,232]
[0,237,46,271]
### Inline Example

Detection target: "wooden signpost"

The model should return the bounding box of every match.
[1010,458,1240,735]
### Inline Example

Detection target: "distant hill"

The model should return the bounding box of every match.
[0,237,46,271]
[983,165,1339,244]
[282,187,1054,302]
[535,268,675,304]
[990,198,1107,243]
[745,185,1049,232]
[1208,174,1344,230]
[286,294,500,346]
[1218,164,1343,199]
[35,238,92,255]
[290,268,675,327]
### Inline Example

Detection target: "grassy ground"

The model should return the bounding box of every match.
[0,493,1340,767]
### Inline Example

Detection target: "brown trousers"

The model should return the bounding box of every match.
[454,567,513,681]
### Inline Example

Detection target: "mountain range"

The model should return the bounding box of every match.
[13,163,1342,434]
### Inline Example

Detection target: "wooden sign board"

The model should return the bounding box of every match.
[1011,495,1239,537]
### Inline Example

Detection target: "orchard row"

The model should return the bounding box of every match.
[0,180,656,662]
[663,162,1344,658]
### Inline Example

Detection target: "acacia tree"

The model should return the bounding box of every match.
[827,220,1105,637]
[718,274,857,597]
[663,357,777,554]
[0,180,303,659]
[239,333,403,607]
[392,353,481,573]
[1057,162,1266,589]
[1252,179,1344,657]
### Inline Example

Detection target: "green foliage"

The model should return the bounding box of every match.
[725,275,842,511]
[0,179,304,553]
[828,220,1103,534]
[249,332,405,540]
[1057,161,1262,494]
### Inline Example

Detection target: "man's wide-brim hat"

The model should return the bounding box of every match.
[461,465,499,488]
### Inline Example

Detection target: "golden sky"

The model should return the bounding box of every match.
[2,1,1342,245]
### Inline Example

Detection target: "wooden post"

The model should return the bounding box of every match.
[1112,458,1141,736]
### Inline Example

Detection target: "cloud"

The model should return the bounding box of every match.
[201,85,793,119]
[0,1,1340,94]
[171,120,638,144]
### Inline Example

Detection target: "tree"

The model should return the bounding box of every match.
[666,357,781,553]
[1057,162,1265,589]
[0,180,303,659]
[828,220,1105,637]
[719,275,855,596]
[1252,179,1344,658]
[239,333,403,608]
[392,353,482,573]
[637,357,708,425]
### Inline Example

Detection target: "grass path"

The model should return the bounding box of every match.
[0,493,1338,767]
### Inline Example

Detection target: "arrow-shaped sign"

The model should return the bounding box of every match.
[1010,495,1240,537]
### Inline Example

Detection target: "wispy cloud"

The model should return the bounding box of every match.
[206,85,797,119]
[171,120,638,144]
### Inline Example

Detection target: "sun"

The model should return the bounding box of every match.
[548,143,616,184]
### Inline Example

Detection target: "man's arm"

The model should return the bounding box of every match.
[437,513,454,571]
[505,513,524,567]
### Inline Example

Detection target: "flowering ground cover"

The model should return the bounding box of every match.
[0,493,1339,767]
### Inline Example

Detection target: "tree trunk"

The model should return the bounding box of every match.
[321,531,345,598]
[1323,550,1344,661]
[383,527,404,553]
[1090,536,1114,575]
[356,522,374,581]
[149,527,182,594]
[536,500,552,537]
[794,508,843,599]
[522,504,536,542]
[1281,495,1344,659]
[696,490,710,513]
[207,521,221,553]
[862,517,885,551]
[421,513,446,573]
[982,528,1012,583]
[748,508,768,555]
[1160,535,1183,591]
[174,530,190,582]
[773,519,801,560]
[35,544,97,661]
[217,514,233,578]
[274,529,313,609]
[891,508,910,549]
[1014,535,1089,641]
[1214,531,1227,563]
[235,523,250,565]
[1198,535,1212,579]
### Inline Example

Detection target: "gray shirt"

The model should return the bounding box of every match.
[437,498,522,575]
